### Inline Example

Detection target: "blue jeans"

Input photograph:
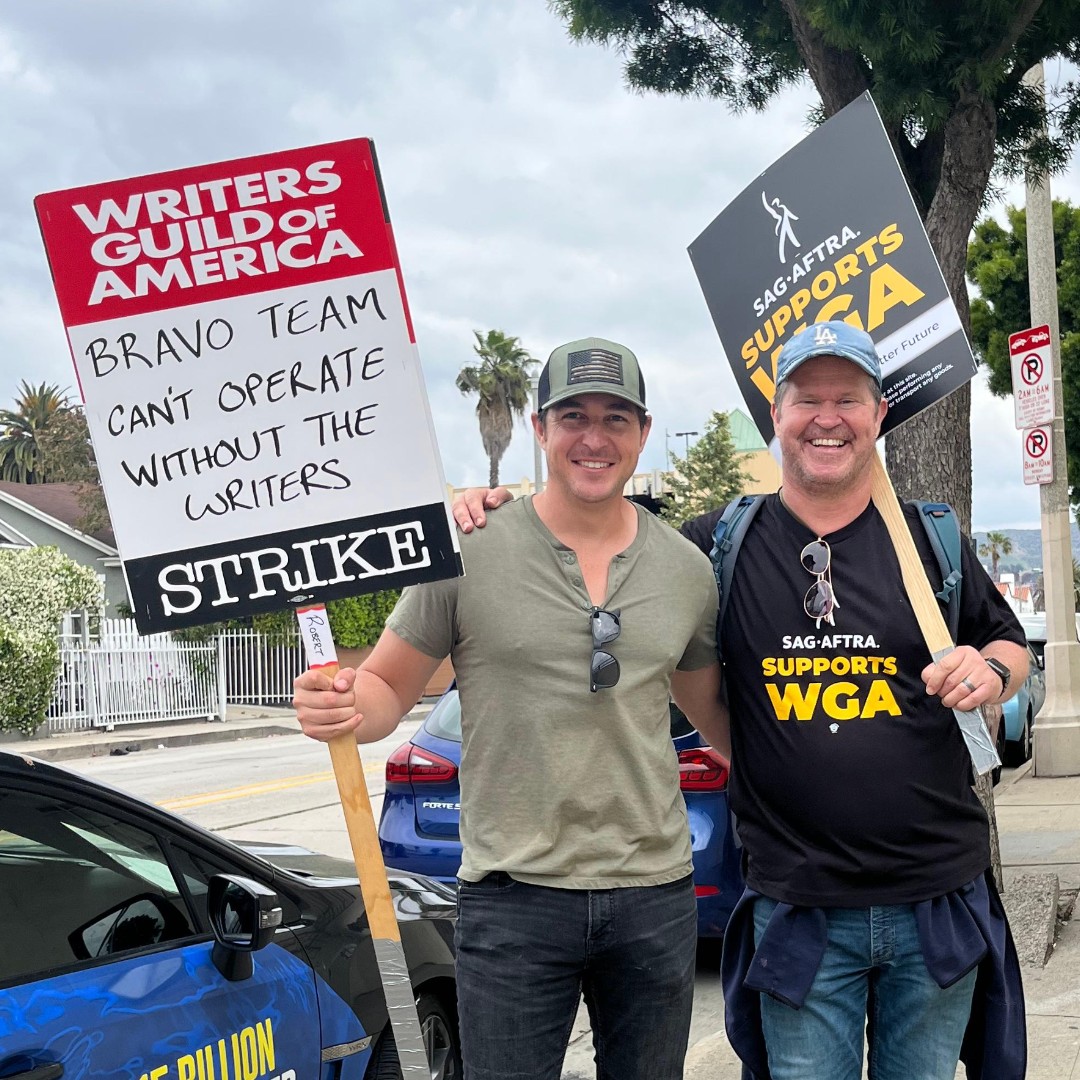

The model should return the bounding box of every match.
[455,872,697,1080]
[752,897,978,1080]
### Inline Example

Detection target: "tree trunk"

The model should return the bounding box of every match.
[884,92,1003,888]
[885,92,997,535]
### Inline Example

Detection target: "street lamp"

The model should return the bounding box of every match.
[674,430,698,458]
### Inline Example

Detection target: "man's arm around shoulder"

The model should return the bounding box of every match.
[671,662,731,761]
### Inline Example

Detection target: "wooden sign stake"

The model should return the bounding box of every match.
[296,606,428,1077]
[869,454,1000,773]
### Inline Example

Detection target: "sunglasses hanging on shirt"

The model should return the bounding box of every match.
[801,539,838,627]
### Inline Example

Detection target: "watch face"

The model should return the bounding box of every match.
[986,658,1011,688]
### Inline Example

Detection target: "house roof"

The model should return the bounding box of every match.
[0,482,116,551]
[727,408,768,452]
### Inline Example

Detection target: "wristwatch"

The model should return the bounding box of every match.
[985,657,1011,697]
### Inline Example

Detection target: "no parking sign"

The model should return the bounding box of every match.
[1023,425,1053,485]
[1009,324,1055,428]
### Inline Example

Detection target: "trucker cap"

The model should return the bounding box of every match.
[537,337,646,411]
[776,321,883,387]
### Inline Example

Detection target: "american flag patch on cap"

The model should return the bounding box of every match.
[566,348,623,385]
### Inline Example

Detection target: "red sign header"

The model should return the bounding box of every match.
[1009,324,1051,356]
[35,139,399,326]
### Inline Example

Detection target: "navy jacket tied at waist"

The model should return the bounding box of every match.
[721,872,1026,1080]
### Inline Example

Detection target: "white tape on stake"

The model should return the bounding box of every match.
[932,646,1001,776]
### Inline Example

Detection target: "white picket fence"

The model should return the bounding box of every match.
[45,618,306,733]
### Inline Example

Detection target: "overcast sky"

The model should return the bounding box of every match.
[3,1,1076,531]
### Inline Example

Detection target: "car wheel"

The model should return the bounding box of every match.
[366,991,462,1080]
[1021,705,1034,764]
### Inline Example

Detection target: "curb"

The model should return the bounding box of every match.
[996,758,1033,794]
[21,724,301,763]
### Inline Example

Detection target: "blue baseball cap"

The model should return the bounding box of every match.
[776,321,882,387]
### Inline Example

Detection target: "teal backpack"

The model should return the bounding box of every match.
[708,496,964,644]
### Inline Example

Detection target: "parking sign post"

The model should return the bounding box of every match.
[1021,64,1080,778]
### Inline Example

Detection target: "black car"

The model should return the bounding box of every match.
[0,750,461,1079]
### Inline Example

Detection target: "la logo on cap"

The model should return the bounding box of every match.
[813,324,838,346]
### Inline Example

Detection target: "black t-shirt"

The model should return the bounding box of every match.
[681,494,1025,906]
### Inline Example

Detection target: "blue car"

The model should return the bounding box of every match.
[998,617,1053,766]
[0,750,461,1080]
[379,688,743,938]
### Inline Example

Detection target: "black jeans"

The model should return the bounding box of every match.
[454,872,697,1080]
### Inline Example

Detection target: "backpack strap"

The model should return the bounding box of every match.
[710,494,766,657]
[913,500,963,641]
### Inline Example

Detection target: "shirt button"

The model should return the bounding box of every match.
[572,576,583,586]
[564,554,576,563]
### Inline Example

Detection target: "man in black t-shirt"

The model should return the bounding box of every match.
[452,320,1029,1080]
[683,321,1028,1080]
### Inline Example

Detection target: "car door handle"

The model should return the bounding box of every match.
[4,1065,63,1080]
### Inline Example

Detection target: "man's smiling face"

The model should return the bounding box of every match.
[536,393,651,505]
[771,355,887,496]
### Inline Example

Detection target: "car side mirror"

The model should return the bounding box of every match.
[208,874,283,981]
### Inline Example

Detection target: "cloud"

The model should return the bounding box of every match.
[1,1,1074,532]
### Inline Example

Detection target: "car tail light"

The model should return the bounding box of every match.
[385,744,458,785]
[678,746,729,791]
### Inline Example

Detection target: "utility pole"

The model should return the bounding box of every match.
[1026,62,1080,776]
[530,376,544,493]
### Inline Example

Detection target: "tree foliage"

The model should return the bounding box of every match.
[659,410,751,526]
[456,330,538,487]
[0,381,74,484]
[34,405,111,535]
[967,199,1080,510]
[551,0,1080,531]
[978,530,1013,580]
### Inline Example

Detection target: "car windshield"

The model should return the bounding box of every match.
[424,691,462,743]
[1018,613,1080,643]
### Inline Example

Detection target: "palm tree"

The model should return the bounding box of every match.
[456,330,537,487]
[978,531,1013,582]
[0,381,73,483]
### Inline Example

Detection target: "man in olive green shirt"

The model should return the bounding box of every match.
[294,337,729,1080]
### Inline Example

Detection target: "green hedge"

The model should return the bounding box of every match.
[171,590,401,651]
[0,547,101,735]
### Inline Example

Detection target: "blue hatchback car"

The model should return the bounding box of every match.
[379,688,744,938]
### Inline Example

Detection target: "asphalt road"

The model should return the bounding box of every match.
[66,725,731,1078]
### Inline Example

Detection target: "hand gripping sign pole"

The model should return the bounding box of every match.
[868,456,998,773]
[689,91,999,775]
[35,139,462,1080]
[295,604,428,1077]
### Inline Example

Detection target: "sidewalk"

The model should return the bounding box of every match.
[684,762,1080,1079]
[0,699,436,763]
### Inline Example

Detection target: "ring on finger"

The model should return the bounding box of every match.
[961,677,978,694]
